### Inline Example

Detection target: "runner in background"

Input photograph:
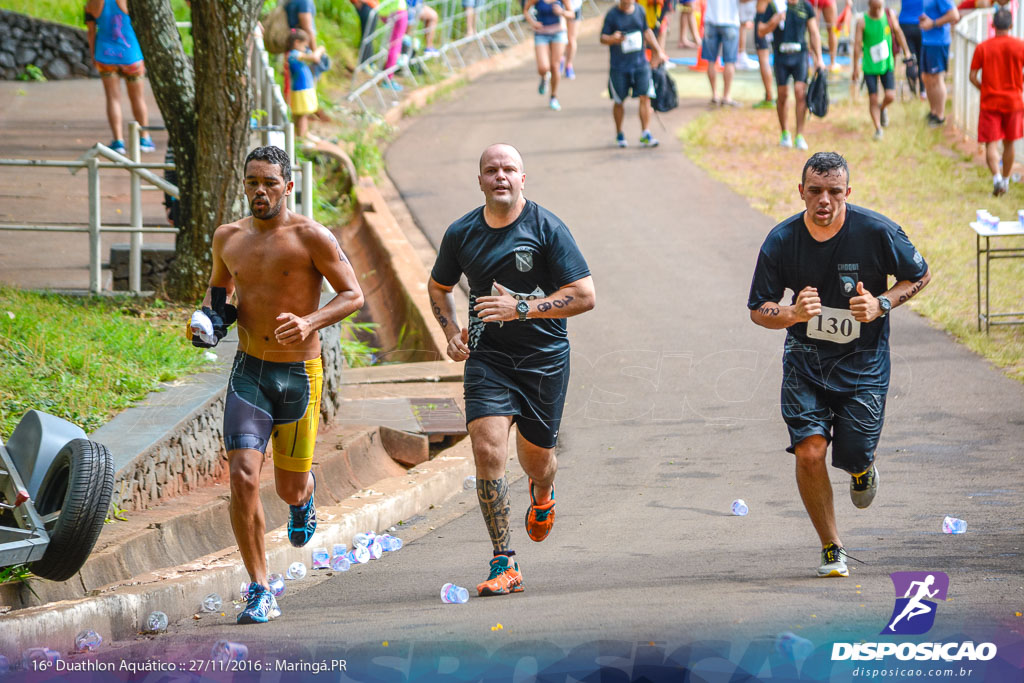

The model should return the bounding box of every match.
[852,0,910,139]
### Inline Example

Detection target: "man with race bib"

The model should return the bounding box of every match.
[747,152,931,579]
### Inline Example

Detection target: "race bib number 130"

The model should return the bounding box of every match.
[806,305,861,344]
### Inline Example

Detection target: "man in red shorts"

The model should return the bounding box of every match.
[970,9,1024,196]
[810,0,844,72]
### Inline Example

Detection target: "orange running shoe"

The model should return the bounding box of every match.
[476,555,524,596]
[525,479,556,542]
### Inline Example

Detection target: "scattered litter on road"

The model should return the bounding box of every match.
[731,499,749,516]
[212,641,248,664]
[145,611,168,632]
[943,516,967,534]
[73,630,102,653]
[202,593,222,612]
[463,475,476,490]
[287,562,307,580]
[312,547,330,569]
[268,574,286,596]
[22,648,60,669]
[441,583,469,604]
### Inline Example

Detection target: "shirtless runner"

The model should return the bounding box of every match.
[190,145,363,624]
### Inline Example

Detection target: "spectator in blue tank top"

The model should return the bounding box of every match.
[84,0,155,155]
[898,0,926,97]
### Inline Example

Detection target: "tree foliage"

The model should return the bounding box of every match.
[129,0,263,301]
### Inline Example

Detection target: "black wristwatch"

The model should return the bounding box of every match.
[516,300,530,322]
[877,295,892,318]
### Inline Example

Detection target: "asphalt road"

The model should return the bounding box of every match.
[102,25,1024,681]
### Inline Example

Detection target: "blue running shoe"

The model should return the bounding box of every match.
[237,583,281,624]
[139,136,156,153]
[288,472,317,548]
[109,139,126,154]
[640,131,659,148]
[616,132,627,148]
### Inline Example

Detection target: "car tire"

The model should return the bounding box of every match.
[30,439,114,582]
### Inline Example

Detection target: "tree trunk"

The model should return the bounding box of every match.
[129,0,262,302]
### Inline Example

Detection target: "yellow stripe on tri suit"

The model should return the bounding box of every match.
[272,357,323,473]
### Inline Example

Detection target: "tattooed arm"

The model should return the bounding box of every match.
[474,276,596,322]
[427,277,471,361]
[890,269,931,306]
[750,286,822,330]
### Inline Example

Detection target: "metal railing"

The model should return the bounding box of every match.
[952,3,1024,154]
[0,26,314,295]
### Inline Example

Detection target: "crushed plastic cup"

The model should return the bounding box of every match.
[380,534,403,552]
[464,475,477,490]
[312,547,330,569]
[943,516,967,534]
[202,592,222,612]
[286,562,307,580]
[331,554,352,571]
[268,573,286,597]
[349,545,370,564]
[368,539,383,560]
[332,543,348,557]
[211,640,248,664]
[731,499,749,516]
[353,532,371,548]
[21,648,60,670]
[145,611,168,632]
[440,583,469,604]
[776,632,814,661]
[74,629,103,653]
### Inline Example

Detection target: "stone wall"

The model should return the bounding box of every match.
[113,322,346,512]
[0,11,97,81]
[110,244,176,293]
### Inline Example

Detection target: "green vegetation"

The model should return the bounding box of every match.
[17,65,46,82]
[680,91,1024,382]
[0,288,208,440]
[0,564,37,593]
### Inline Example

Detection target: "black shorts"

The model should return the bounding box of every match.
[774,51,808,86]
[608,65,655,103]
[463,353,570,449]
[864,70,895,95]
[780,366,886,474]
[224,351,323,473]
[899,21,923,65]
[754,32,769,51]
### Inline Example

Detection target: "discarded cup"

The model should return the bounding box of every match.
[380,534,404,552]
[731,499,749,516]
[368,539,383,560]
[202,592,222,612]
[353,532,370,548]
[312,547,330,569]
[464,475,477,490]
[440,583,469,604]
[211,640,248,664]
[74,629,103,653]
[349,545,370,564]
[943,516,967,534]
[21,648,60,670]
[268,573,286,597]
[286,562,307,580]
[145,611,169,632]
[330,554,352,571]
[332,543,348,557]
[775,632,814,661]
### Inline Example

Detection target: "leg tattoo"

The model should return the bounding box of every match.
[477,477,512,553]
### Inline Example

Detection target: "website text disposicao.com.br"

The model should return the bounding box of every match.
[850,665,980,678]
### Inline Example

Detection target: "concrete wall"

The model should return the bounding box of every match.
[0,11,97,81]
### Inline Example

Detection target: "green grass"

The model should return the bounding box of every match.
[0,287,208,440]
[679,89,1024,382]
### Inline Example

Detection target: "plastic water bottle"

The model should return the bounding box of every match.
[202,593,222,612]
[368,539,383,560]
[145,611,168,632]
[286,562,307,580]
[731,499,749,516]
[268,573,286,597]
[776,632,814,661]
[464,475,477,490]
[440,583,469,604]
[349,545,370,564]
[330,553,352,571]
[74,629,103,652]
[943,516,967,534]
[211,640,248,664]
[21,648,60,669]
[353,532,370,548]
[311,547,330,569]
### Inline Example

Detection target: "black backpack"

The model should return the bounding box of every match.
[651,63,678,113]
[807,67,829,118]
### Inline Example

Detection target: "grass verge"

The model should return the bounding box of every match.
[0,287,208,440]
[679,89,1024,382]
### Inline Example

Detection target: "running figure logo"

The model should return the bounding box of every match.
[882,572,949,635]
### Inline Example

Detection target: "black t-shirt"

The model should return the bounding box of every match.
[754,0,778,46]
[602,6,649,72]
[771,0,814,54]
[747,204,929,392]
[431,200,591,367]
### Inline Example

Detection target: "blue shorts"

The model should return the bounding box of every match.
[921,44,948,74]
[463,0,476,8]
[780,366,886,474]
[701,24,739,64]
[535,30,568,45]
[608,64,655,102]
[463,354,570,449]
[864,69,895,95]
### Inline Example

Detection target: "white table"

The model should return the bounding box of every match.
[969,221,1024,332]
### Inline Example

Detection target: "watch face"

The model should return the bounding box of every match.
[517,301,529,312]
